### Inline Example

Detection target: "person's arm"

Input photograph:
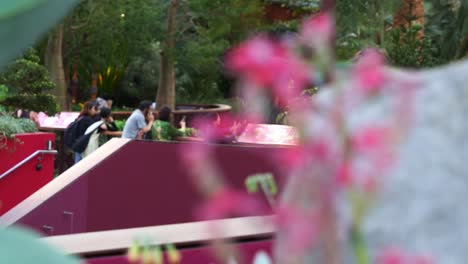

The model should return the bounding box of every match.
[102,130,123,137]
[136,112,154,139]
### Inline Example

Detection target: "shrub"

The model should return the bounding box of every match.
[0,48,58,114]
[0,115,38,138]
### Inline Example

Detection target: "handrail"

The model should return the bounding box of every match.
[0,150,57,180]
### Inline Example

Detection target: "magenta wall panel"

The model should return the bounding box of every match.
[85,141,286,232]
[16,175,89,236]
[13,141,286,235]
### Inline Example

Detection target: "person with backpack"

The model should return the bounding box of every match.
[71,101,100,163]
[80,107,120,158]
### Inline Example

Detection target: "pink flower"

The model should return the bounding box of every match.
[191,113,248,143]
[352,49,387,93]
[377,248,406,264]
[226,36,311,105]
[377,247,435,264]
[348,126,395,191]
[276,139,332,169]
[275,205,318,253]
[195,188,267,220]
[300,12,334,44]
[335,162,353,188]
[352,126,391,154]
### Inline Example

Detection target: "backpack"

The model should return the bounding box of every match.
[71,121,103,153]
[64,117,82,149]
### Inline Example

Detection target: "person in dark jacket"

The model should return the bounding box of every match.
[74,101,100,163]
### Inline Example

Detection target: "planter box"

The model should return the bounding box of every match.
[0,132,55,216]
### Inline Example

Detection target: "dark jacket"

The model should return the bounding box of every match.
[75,115,98,139]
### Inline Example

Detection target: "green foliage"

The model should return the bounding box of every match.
[120,42,161,104]
[98,66,124,97]
[114,119,126,131]
[0,115,38,138]
[0,0,79,68]
[385,25,441,68]
[337,0,399,60]
[0,84,7,102]
[0,48,58,113]
[425,0,468,62]
[64,0,166,101]
[265,0,320,10]
[245,173,278,195]
[174,0,268,103]
[0,48,55,94]
[2,94,58,114]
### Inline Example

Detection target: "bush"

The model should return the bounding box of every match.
[2,94,58,115]
[0,48,58,113]
[0,115,38,138]
[385,25,441,68]
[119,42,161,106]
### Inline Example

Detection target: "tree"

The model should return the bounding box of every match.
[0,49,58,114]
[45,24,67,110]
[336,0,398,60]
[44,0,165,105]
[156,0,179,110]
[393,0,425,39]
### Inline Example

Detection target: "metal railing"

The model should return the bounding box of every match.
[0,150,57,180]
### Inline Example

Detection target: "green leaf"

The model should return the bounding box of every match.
[0,0,79,68]
[0,226,79,263]
[0,0,43,19]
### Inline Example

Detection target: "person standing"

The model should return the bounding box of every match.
[73,101,100,163]
[122,101,155,139]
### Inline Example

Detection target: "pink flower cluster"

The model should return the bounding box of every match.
[300,12,334,45]
[226,36,311,106]
[352,49,387,93]
[181,10,428,264]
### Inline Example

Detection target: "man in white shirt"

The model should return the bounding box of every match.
[121,101,155,139]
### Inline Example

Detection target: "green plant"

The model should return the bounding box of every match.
[0,48,59,114]
[0,114,39,151]
[385,25,441,68]
[0,115,38,138]
[3,94,58,114]
[98,66,124,97]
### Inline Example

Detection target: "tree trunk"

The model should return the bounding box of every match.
[393,0,425,38]
[156,0,178,110]
[45,23,68,111]
[321,0,335,84]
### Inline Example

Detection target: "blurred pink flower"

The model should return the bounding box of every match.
[355,126,394,167]
[276,139,332,169]
[300,12,334,44]
[335,162,353,188]
[377,247,434,264]
[352,126,391,154]
[349,126,395,191]
[275,205,318,253]
[191,113,248,144]
[377,248,406,264]
[226,36,310,104]
[195,188,266,220]
[352,49,387,93]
